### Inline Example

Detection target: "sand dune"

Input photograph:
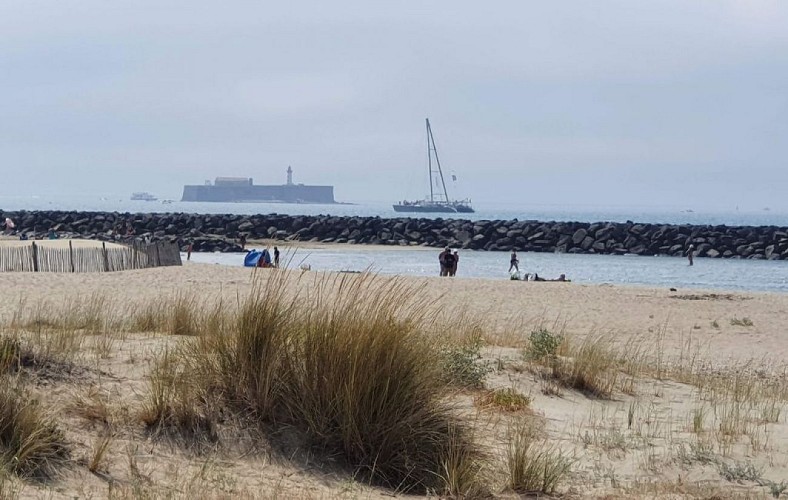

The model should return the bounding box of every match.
[1,262,787,498]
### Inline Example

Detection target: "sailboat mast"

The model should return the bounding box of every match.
[426,118,450,203]
[426,118,433,203]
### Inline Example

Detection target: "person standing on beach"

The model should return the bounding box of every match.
[449,251,459,276]
[687,244,695,266]
[443,251,455,278]
[186,241,193,261]
[509,250,519,273]
[439,247,450,276]
[239,234,247,250]
[274,246,280,267]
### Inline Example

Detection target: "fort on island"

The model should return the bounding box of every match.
[181,167,335,204]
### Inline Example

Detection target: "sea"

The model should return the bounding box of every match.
[3,194,788,293]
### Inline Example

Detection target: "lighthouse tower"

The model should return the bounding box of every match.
[286,166,293,185]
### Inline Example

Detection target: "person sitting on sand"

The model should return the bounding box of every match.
[509,250,519,273]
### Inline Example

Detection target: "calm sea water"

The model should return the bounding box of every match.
[4,194,788,292]
[188,248,788,294]
[2,194,787,227]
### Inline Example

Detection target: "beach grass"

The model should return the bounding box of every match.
[140,271,486,494]
[0,380,70,479]
[6,266,788,497]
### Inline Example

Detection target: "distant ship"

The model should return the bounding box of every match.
[181,167,335,204]
[393,119,474,214]
[130,192,158,201]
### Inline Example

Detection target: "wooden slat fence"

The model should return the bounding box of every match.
[0,241,182,273]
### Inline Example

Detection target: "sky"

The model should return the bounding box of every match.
[1,1,787,211]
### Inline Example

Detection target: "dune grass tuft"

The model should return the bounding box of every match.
[475,387,531,413]
[525,330,621,399]
[506,417,570,495]
[550,335,620,398]
[139,348,217,444]
[0,381,70,479]
[146,271,485,494]
[0,337,21,373]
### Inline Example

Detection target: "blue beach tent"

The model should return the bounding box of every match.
[243,249,272,267]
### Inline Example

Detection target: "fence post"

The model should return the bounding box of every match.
[69,240,75,272]
[102,241,109,272]
[31,242,39,272]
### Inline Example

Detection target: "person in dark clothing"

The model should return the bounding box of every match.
[438,247,450,276]
[509,250,519,273]
[449,251,459,276]
[443,251,456,277]
[274,246,280,267]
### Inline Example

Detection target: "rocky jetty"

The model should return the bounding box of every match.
[2,210,788,260]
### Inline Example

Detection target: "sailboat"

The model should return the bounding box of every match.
[393,119,474,214]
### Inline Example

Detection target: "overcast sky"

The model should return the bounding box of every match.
[1,1,787,210]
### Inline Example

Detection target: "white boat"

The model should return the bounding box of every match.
[393,119,474,214]
[131,192,158,201]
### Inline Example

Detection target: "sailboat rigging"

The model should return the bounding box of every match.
[393,119,474,214]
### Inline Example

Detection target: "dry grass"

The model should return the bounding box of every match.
[525,329,621,399]
[474,387,531,413]
[506,417,570,495]
[8,269,788,497]
[67,387,115,428]
[0,379,70,479]
[87,434,113,473]
[0,336,22,373]
[139,348,218,445]
[142,271,487,494]
[552,334,621,398]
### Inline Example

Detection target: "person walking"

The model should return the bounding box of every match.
[687,244,695,266]
[274,246,280,267]
[509,250,519,273]
[186,241,193,261]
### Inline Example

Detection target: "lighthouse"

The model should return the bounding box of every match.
[286,166,293,185]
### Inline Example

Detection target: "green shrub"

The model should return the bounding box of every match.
[440,333,491,388]
[526,328,564,361]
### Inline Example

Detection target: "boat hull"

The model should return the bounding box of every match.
[392,203,475,214]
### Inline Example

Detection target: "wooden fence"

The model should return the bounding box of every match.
[0,241,182,273]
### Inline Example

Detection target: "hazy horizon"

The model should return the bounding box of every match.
[1,1,787,212]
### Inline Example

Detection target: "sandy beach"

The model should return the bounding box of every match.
[3,261,786,361]
[2,260,788,498]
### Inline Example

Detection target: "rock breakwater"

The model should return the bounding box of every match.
[2,210,788,260]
